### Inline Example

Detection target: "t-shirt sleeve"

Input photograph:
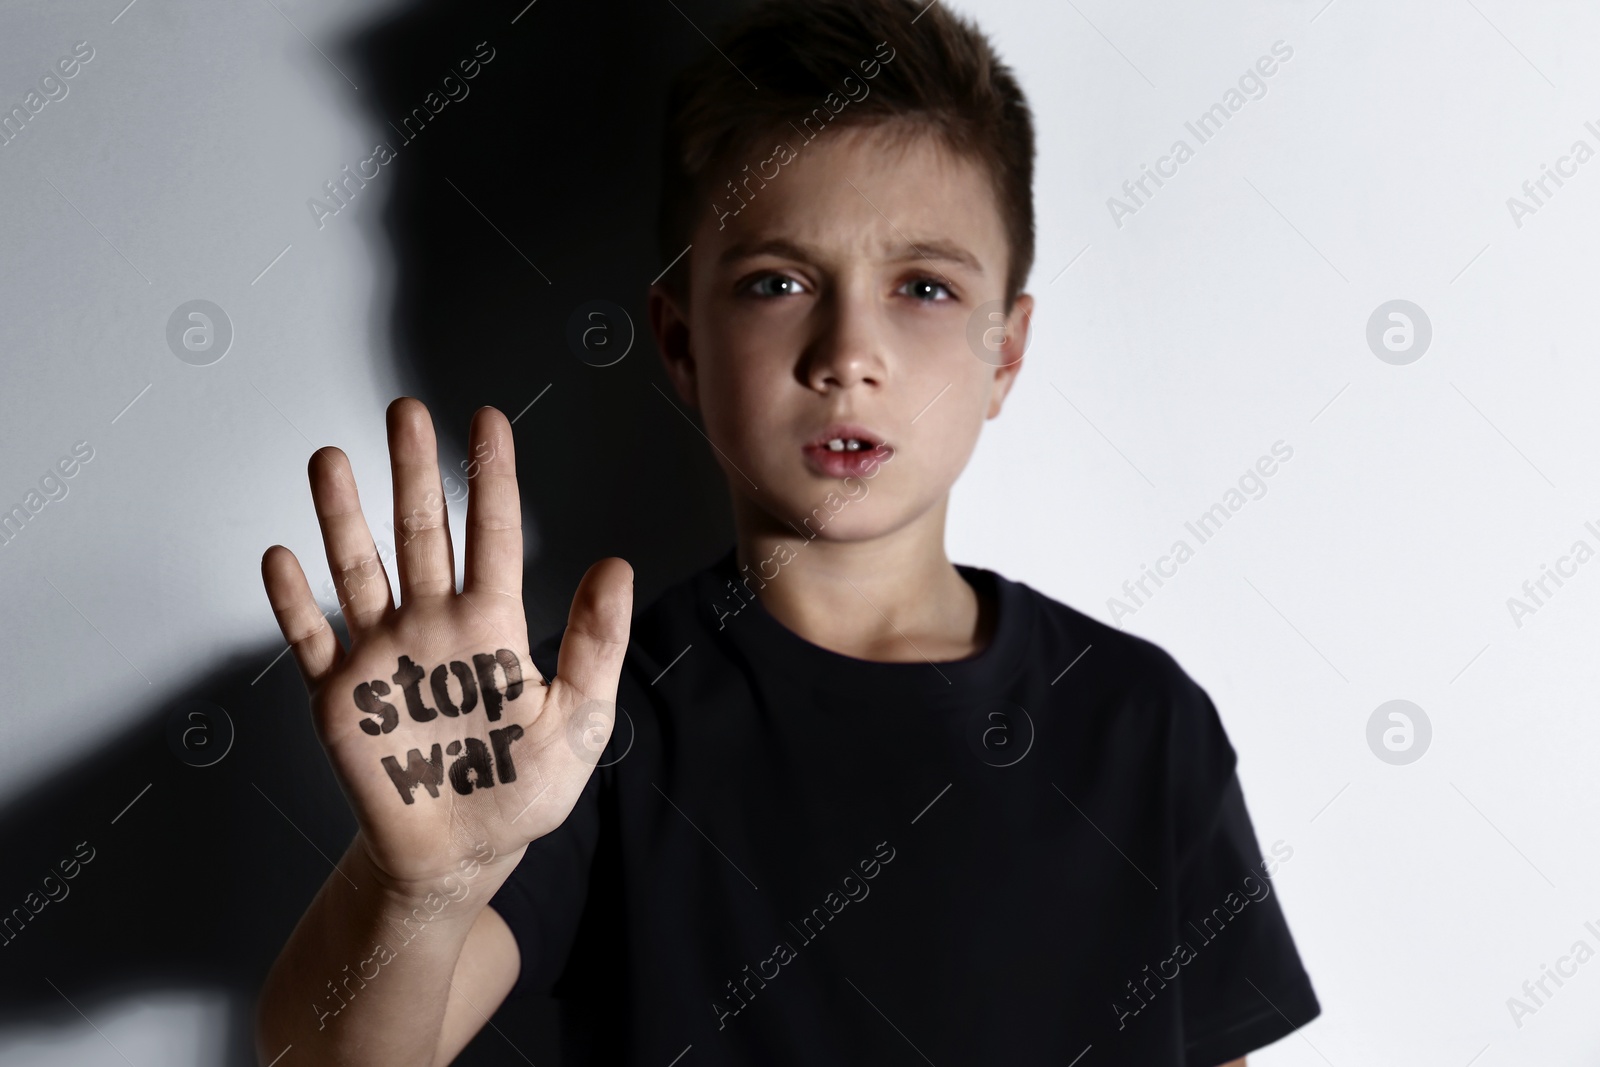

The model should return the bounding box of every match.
[1167,672,1321,1066]
[487,627,604,1001]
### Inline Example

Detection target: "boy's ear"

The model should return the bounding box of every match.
[985,292,1033,419]
[648,281,698,408]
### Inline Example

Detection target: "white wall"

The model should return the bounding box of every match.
[0,0,405,791]
[2,0,1597,1063]
[949,0,1600,1063]
[0,0,408,1062]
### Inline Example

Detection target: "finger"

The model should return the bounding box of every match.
[463,406,523,600]
[261,545,345,687]
[553,557,634,702]
[387,397,456,601]
[309,446,395,638]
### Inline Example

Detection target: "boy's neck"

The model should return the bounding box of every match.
[731,497,996,664]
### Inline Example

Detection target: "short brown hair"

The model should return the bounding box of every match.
[656,0,1036,311]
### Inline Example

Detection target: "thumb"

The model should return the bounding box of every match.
[553,557,634,702]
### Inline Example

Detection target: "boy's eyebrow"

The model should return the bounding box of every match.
[718,236,986,275]
[887,238,987,275]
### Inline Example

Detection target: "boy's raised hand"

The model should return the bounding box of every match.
[260,398,633,890]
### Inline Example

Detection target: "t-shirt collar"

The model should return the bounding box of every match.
[697,545,1035,702]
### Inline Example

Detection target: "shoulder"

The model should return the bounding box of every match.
[1003,573,1242,835]
[999,569,1209,711]
[989,570,1237,785]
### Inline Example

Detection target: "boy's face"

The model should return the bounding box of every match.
[649,123,1032,545]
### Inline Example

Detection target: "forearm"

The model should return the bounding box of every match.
[254,834,509,1067]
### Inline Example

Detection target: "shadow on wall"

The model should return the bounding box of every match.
[0,0,747,1063]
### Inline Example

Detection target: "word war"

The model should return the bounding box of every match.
[354,651,532,805]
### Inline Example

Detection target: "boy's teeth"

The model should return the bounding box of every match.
[825,437,866,452]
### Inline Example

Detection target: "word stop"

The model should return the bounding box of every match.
[353,649,524,733]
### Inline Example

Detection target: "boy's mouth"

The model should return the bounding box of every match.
[801,424,892,479]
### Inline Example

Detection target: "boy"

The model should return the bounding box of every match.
[255,1,1319,1064]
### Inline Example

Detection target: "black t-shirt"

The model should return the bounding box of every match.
[489,548,1320,1065]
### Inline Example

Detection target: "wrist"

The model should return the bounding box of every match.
[346,834,525,922]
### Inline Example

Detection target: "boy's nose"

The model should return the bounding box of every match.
[803,296,887,392]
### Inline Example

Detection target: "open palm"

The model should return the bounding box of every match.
[260,398,632,890]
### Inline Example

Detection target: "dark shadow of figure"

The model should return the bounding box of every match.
[0,1,748,1063]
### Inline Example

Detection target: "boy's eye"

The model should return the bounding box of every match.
[901,278,954,302]
[746,273,807,298]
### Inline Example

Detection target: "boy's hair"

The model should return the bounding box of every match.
[656,0,1036,312]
